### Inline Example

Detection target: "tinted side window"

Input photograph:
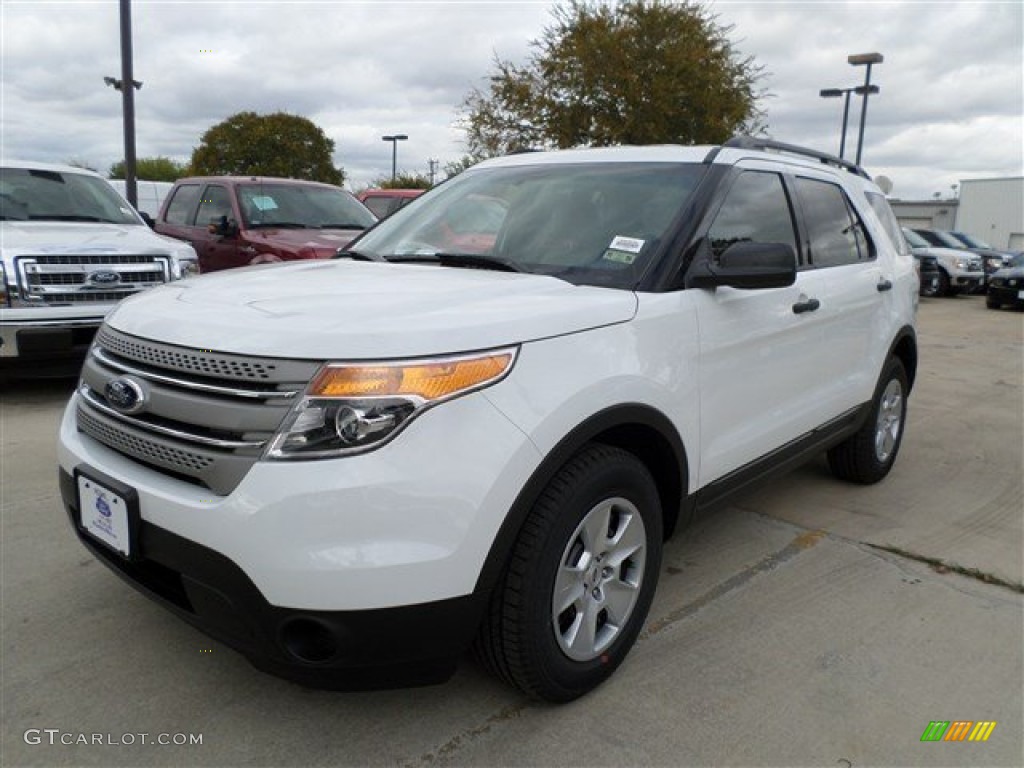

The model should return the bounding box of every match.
[196,185,233,226]
[864,191,908,255]
[796,177,873,267]
[708,171,797,261]
[164,183,201,225]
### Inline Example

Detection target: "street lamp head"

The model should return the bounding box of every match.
[854,85,880,95]
[382,134,409,142]
[848,52,884,66]
[819,88,844,98]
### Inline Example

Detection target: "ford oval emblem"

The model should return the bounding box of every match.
[89,270,121,286]
[104,377,147,415]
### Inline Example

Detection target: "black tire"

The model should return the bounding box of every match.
[986,295,1001,309]
[937,269,956,297]
[828,358,908,485]
[475,443,663,702]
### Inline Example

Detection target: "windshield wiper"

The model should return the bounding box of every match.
[318,223,368,230]
[386,252,527,273]
[248,222,308,229]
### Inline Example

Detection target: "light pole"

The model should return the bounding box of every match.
[103,0,141,207]
[381,134,408,182]
[820,85,879,160]
[848,52,883,165]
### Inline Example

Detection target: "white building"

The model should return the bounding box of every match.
[954,177,1024,251]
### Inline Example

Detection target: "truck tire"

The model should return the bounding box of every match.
[475,444,663,702]
[828,358,908,485]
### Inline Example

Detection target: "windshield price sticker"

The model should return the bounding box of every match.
[609,235,645,254]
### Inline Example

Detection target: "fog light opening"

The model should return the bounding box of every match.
[280,618,338,664]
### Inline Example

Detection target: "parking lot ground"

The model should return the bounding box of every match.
[2,296,1022,767]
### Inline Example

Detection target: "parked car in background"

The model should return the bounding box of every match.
[903,228,983,296]
[986,253,1024,310]
[913,252,941,297]
[356,188,424,219]
[947,230,1015,276]
[0,161,197,377]
[156,176,376,272]
[912,228,1010,286]
[109,179,173,220]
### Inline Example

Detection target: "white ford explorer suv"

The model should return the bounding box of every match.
[58,138,918,702]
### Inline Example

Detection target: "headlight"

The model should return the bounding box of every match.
[172,254,200,280]
[953,258,968,270]
[986,257,1003,270]
[266,348,517,459]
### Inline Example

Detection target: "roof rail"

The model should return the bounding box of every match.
[706,136,872,180]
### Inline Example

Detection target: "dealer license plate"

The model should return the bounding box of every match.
[78,473,133,558]
[1018,290,1024,299]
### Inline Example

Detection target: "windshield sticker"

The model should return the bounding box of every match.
[609,235,645,254]
[250,195,279,211]
[602,248,638,265]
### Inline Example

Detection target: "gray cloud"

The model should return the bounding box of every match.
[2,0,1020,198]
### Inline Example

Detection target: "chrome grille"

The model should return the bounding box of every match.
[76,327,320,495]
[16,253,170,304]
[78,407,215,473]
[97,327,278,381]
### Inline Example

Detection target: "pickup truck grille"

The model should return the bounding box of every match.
[15,253,172,305]
[76,326,320,495]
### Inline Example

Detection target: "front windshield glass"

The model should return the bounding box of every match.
[953,232,992,249]
[931,230,966,248]
[238,183,376,229]
[902,228,929,248]
[0,168,141,224]
[350,162,705,289]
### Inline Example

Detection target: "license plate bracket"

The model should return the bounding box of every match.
[75,467,141,561]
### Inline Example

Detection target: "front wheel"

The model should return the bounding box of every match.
[828,358,908,484]
[475,444,663,702]
[986,295,1001,309]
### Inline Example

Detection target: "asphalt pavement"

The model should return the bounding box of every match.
[1,295,1021,767]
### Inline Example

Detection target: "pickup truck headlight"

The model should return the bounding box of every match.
[172,254,200,279]
[265,348,517,459]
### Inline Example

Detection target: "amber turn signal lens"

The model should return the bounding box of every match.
[309,352,514,401]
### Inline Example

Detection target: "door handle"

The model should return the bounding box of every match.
[792,298,820,314]
[877,279,893,292]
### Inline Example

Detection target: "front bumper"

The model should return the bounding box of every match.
[0,314,104,361]
[987,282,1024,306]
[57,389,542,687]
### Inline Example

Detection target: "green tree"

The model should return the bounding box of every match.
[108,156,188,181]
[371,172,433,190]
[443,154,485,180]
[460,0,763,155]
[190,111,344,185]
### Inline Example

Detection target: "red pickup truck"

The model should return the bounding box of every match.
[155,176,376,272]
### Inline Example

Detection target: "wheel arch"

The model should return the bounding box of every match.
[888,326,918,392]
[473,404,690,599]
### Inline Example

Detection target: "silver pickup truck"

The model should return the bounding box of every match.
[1,161,198,377]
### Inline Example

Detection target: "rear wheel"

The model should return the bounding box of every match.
[475,444,663,702]
[828,358,908,484]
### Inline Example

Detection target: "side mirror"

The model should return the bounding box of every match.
[139,211,156,228]
[686,240,796,290]
[208,215,238,237]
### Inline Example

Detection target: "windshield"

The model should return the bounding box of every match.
[349,162,705,289]
[238,183,376,229]
[951,231,992,249]
[916,229,964,248]
[0,167,141,224]
[902,228,929,248]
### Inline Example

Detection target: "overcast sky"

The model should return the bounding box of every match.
[1,0,1021,200]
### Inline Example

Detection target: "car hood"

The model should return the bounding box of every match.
[911,245,980,262]
[243,227,363,257]
[0,220,190,258]
[992,266,1024,279]
[106,260,638,359]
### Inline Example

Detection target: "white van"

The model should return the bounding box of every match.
[109,179,174,219]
